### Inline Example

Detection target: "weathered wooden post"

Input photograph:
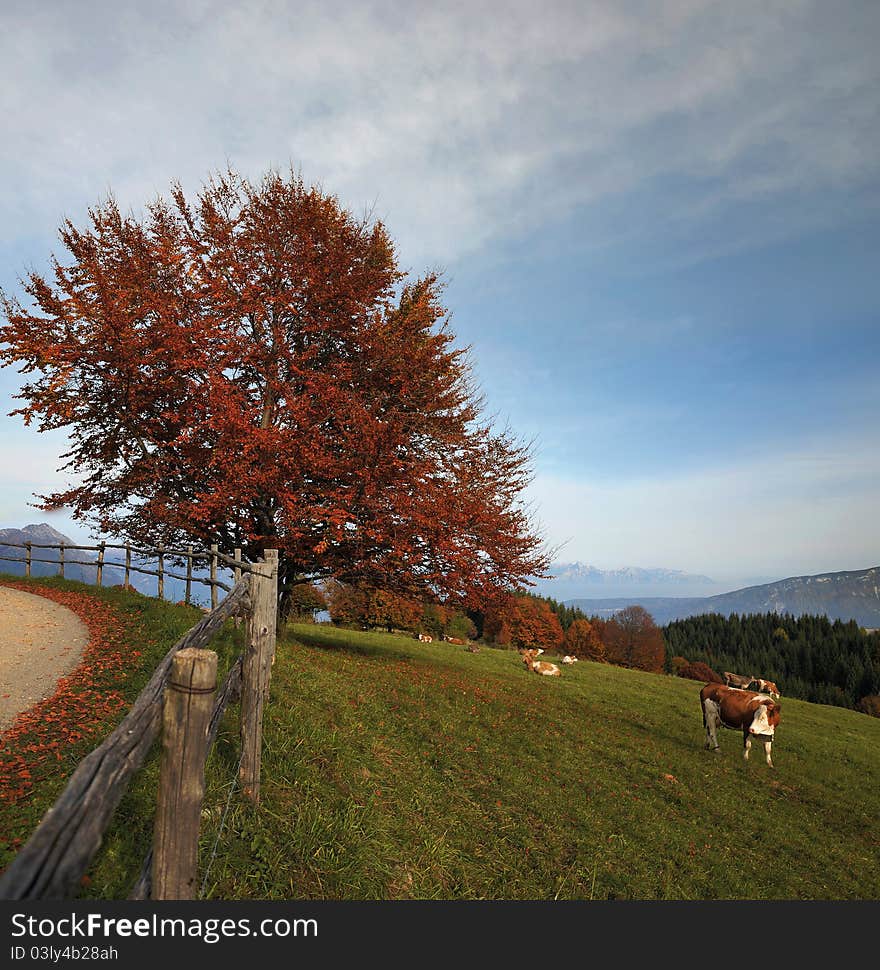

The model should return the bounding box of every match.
[151,647,217,900]
[25,542,31,578]
[125,544,131,587]
[96,542,105,587]
[210,544,219,610]
[239,550,278,805]
[59,543,65,579]
[185,546,193,605]
[157,543,165,600]
[233,547,242,628]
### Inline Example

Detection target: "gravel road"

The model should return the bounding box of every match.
[0,586,89,731]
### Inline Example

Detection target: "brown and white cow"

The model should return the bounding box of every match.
[700,683,781,767]
[750,678,781,699]
[560,655,578,665]
[416,633,433,642]
[723,671,755,689]
[520,648,561,677]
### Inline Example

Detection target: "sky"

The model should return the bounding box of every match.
[0,0,878,588]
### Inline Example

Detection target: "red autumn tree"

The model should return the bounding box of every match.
[603,605,665,673]
[564,618,604,661]
[0,168,549,617]
[326,581,368,627]
[326,581,422,632]
[287,583,327,620]
[362,588,423,633]
[484,594,563,652]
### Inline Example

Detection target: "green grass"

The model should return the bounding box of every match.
[3,583,879,899]
[201,623,880,900]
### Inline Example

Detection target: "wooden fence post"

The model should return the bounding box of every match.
[185,546,193,605]
[233,547,242,628]
[261,550,279,701]
[151,647,217,900]
[239,550,278,805]
[96,542,105,587]
[210,544,218,610]
[157,543,164,600]
[125,544,131,587]
[25,542,31,578]
[59,543,64,579]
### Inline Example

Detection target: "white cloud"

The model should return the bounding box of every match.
[0,0,877,271]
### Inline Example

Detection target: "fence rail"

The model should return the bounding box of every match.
[0,548,279,900]
[0,540,257,605]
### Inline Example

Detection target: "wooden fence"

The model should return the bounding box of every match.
[0,539,246,609]
[0,546,278,900]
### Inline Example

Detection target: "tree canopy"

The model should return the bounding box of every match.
[603,604,665,672]
[0,168,549,613]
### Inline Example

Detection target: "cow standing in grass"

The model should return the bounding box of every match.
[700,683,781,767]
[750,678,781,699]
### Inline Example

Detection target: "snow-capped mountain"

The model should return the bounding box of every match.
[533,562,721,600]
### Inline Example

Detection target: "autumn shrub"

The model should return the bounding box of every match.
[856,695,880,718]
[676,661,724,683]
[421,603,449,638]
[446,613,478,641]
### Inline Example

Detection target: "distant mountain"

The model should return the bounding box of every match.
[567,566,880,628]
[0,524,116,586]
[533,561,722,600]
[0,523,224,604]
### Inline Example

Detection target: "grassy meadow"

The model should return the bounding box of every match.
[1,579,878,899]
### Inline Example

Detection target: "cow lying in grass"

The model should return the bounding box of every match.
[560,655,578,665]
[416,633,433,642]
[700,683,781,767]
[520,648,561,677]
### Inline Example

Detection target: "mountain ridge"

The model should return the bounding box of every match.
[565,565,880,627]
[534,560,727,599]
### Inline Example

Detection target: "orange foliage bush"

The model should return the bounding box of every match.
[676,661,724,683]
[564,619,604,661]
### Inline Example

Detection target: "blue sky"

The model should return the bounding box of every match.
[1,0,878,587]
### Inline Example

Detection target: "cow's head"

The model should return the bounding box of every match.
[749,699,781,735]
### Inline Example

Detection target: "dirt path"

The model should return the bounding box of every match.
[0,586,89,732]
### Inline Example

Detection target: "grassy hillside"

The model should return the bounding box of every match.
[195,624,879,900]
[2,582,878,899]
